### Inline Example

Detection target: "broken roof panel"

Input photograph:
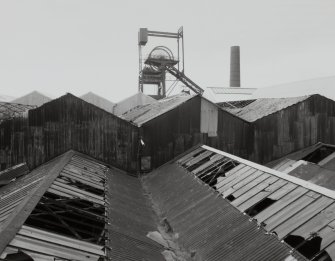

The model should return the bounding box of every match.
[0,150,167,261]
[120,94,195,126]
[143,156,305,261]
[176,145,335,260]
[267,143,335,190]
[223,96,310,122]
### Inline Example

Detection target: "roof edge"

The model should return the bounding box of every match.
[0,150,75,254]
[202,145,335,200]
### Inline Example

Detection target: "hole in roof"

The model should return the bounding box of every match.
[303,146,335,164]
[226,194,235,202]
[4,251,34,261]
[186,156,213,172]
[245,198,277,217]
[284,235,331,260]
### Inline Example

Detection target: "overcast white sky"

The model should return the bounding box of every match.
[0,0,334,102]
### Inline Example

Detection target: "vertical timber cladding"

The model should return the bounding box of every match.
[28,94,139,172]
[140,96,252,170]
[140,96,202,170]
[0,117,28,170]
[251,95,335,164]
[215,108,253,160]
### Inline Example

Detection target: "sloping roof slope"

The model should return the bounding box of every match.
[0,151,167,261]
[80,92,115,113]
[253,76,335,101]
[267,143,335,190]
[0,95,15,102]
[12,91,51,106]
[143,156,305,261]
[121,94,195,126]
[223,96,310,122]
[0,102,36,122]
[113,92,157,116]
[175,145,335,260]
[205,87,257,103]
[106,168,165,261]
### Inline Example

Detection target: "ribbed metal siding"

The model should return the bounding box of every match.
[144,163,306,261]
[106,169,165,261]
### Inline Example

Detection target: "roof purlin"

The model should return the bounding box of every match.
[0,150,74,254]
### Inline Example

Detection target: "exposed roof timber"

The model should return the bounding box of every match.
[202,145,335,200]
[0,151,74,254]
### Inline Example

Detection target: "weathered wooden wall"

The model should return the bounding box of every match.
[0,118,28,170]
[28,94,139,172]
[140,96,202,169]
[250,95,335,164]
[0,94,139,173]
[140,96,252,169]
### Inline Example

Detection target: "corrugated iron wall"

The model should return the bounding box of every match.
[251,95,335,164]
[0,94,139,173]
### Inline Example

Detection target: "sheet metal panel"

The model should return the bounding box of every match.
[106,168,165,261]
[144,163,305,261]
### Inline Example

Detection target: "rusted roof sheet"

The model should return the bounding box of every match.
[174,145,335,260]
[144,160,305,261]
[120,94,195,126]
[106,168,165,261]
[223,96,310,122]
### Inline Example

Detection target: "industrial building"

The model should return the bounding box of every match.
[1,27,335,261]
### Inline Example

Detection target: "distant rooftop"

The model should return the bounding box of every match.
[11,91,51,107]
[120,94,195,126]
[223,95,310,122]
[80,92,115,113]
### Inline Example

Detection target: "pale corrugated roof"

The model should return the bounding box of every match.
[113,92,157,116]
[120,94,195,126]
[224,96,310,122]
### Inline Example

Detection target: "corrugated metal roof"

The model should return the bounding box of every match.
[0,163,29,185]
[223,96,310,122]
[120,94,195,126]
[0,151,165,260]
[80,91,115,113]
[143,160,305,261]
[0,151,73,254]
[106,168,165,261]
[113,92,157,116]
[174,145,335,260]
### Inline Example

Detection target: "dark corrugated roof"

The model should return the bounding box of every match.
[120,94,195,126]
[223,96,310,122]
[106,168,165,260]
[143,162,304,261]
[0,151,73,254]
[173,145,335,260]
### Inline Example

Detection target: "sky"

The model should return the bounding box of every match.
[0,0,335,102]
